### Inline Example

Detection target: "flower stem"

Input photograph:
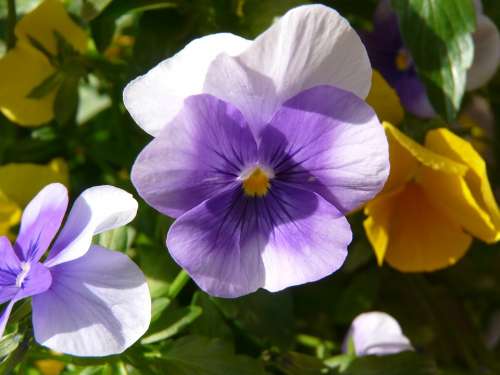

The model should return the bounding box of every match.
[167,269,190,300]
[6,0,17,50]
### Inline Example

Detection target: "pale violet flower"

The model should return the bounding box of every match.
[124,5,389,298]
[344,312,413,356]
[0,183,151,357]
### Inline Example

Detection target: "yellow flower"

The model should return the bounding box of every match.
[366,70,404,125]
[0,0,87,126]
[364,122,500,272]
[36,359,65,375]
[0,159,68,237]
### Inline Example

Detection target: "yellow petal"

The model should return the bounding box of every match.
[0,190,21,237]
[383,182,472,272]
[0,41,56,126]
[426,128,500,241]
[15,0,87,55]
[420,167,498,243]
[0,159,69,207]
[36,359,65,375]
[363,188,403,265]
[384,122,468,177]
[366,70,404,125]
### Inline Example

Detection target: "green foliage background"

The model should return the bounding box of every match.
[0,0,500,374]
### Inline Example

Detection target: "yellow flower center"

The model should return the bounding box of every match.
[242,167,271,197]
[395,49,411,71]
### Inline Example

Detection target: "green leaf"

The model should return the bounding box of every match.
[94,226,136,252]
[54,75,80,125]
[90,0,181,52]
[342,352,439,375]
[137,245,180,298]
[26,72,63,99]
[391,0,475,122]
[141,306,203,344]
[190,292,233,341]
[213,289,295,349]
[80,0,114,21]
[274,352,326,375]
[159,336,266,375]
[0,333,21,358]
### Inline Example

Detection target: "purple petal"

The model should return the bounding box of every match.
[45,186,138,267]
[167,182,351,297]
[393,75,436,118]
[345,312,413,356]
[15,262,52,300]
[0,237,21,304]
[131,94,258,218]
[0,301,15,338]
[14,183,68,263]
[33,245,150,357]
[0,262,51,337]
[259,85,389,213]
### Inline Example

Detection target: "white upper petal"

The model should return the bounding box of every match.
[467,14,500,90]
[345,312,413,356]
[123,33,250,136]
[204,5,372,129]
[32,245,150,357]
[45,186,138,267]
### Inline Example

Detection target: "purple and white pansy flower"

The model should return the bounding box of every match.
[0,183,151,357]
[344,312,414,356]
[125,5,390,298]
[363,0,500,118]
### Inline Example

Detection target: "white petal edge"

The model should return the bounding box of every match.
[234,4,371,115]
[45,185,138,267]
[345,312,413,356]
[123,33,250,136]
[33,245,151,357]
[467,15,500,91]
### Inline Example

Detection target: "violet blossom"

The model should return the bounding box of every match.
[0,183,150,357]
[344,312,413,356]
[124,5,390,298]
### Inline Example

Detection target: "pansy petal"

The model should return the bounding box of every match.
[166,186,265,298]
[0,159,68,208]
[167,183,351,297]
[259,183,351,293]
[45,186,138,267]
[366,70,404,125]
[393,75,436,118]
[131,94,257,218]
[385,123,468,177]
[15,0,87,54]
[425,128,500,237]
[420,168,498,243]
[123,33,250,136]
[0,41,56,126]
[0,301,15,338]
[0,238,21,304]
[15,262,52,300]
[259,85,389,213]
[15,183,68,263]
[384,183,472,272]
[467,15,500,91]
[205,5,371,129]
[33,245,150,357]
[363,189,402,266]
[346,312,413,356]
